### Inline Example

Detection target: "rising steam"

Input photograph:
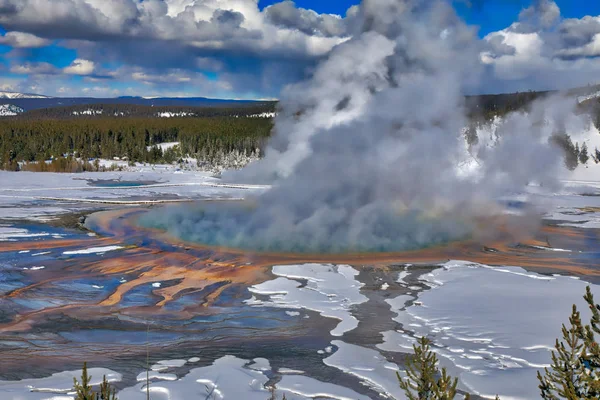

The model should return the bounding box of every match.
[142,0,589,253]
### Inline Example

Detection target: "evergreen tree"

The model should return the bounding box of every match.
[593,148,600,164]
[73,362,94,400]
[579,286,600,396]
[579,143,589,165]
[537,305,587,399]
[538,286,600,399]
[398,336,467,400]
[98,375,118,400]
[72,363,118,400]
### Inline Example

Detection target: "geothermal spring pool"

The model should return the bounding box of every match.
[1,170,600,400]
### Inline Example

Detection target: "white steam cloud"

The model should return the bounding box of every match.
[144,0,589,253]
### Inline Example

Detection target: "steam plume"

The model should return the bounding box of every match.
[143,0,588,253]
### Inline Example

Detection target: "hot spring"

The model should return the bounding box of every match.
[138,200,473,254]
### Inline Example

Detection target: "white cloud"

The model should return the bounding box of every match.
[64,59,96,75]
[0,31,50,48]
[10,62,58,75]
[481,1,600,91]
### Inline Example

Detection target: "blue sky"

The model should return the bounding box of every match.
[0,0,600,98]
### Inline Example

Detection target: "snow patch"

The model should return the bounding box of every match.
[247,264,368,336]
[63,246,124,255]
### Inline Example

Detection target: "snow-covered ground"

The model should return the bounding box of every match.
[0,104,24,116]
[0,356,367,400]
[247,261,600,400]
[247,264,368,336]
[146,142,180,152]
[0,169,268,221]
[378,261,600,399]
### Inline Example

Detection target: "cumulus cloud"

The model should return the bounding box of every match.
[2,0,600,97]
[64,58,96,75]
[0,31,50,48]
[265,1,349,37]
[482,0,600,92]
[0,0,355,97]
[10,62,58,75]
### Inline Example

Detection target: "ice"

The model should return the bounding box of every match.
[63,246,124,255]
[381,261,600,399]
[247,264,368,336]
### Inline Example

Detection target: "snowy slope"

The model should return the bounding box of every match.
[0,91,50,99]
[0,104,24,116]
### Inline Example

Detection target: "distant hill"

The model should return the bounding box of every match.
[3,84,600,119]
[0,91,52,100]
[10,102,276,120]
[1,94,272,112]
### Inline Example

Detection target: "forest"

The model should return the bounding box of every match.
[0,115,273,171]
[2,87,600,172]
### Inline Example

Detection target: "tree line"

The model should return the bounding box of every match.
[0,116,273,171]
[13,103,276,120]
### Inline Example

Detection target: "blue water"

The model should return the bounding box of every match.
[87,180,151,188]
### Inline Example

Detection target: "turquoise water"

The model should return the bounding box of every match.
[88,180,149,188]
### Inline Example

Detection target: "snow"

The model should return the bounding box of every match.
[71,109,103,116]
[577,90,600,104]
[117,355,365,400]
[0,368,121,400]
[380,261,600,400]
[157,111,194,118]
[278,368,305,374]
[146,142,179,152]
[0,104,24,116]
[63,246,124,255]
[530,245,572,252]
[324,341,405,400]
[0,170,268,222]
[0,91,50,99]
[277,375,369,400]
[247,264,368,336]
[0,226,51,241]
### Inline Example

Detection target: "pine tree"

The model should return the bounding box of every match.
[593,148,600,164]
[579,286,600,396]
[398,336,467,400]
[579,143,589,165]
[537,305,587,399]
[73,363,118,400]
[98,375,118,400]
[73,362,94,400]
